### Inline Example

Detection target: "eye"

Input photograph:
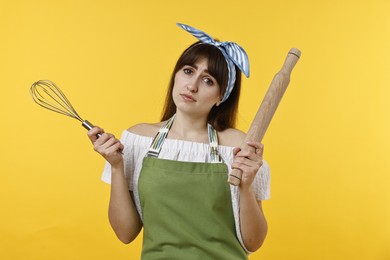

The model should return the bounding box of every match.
[183,67,193,75]
[203,77,215,86]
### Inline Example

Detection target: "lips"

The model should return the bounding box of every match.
[180,93,196,102]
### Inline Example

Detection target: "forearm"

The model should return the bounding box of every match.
[239,187,268,252]
[109,163,142,244]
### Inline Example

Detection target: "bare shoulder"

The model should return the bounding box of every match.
[127,122,165,137]
[218,128,246,147]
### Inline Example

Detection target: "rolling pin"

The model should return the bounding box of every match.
[228,48,301,186]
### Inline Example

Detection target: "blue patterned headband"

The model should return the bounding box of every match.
[177,23,250,103]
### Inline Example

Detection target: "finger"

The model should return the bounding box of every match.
[104,141,124,155]
[97,144,122,160]
[232,159,263,175]
[246,141,264,153]
[232,161,256,175]
[237,142,264,157]
[102,136,118,148]
[233,156,261,168]
[235,150,260,161]
[95,137,120,154]
[118,143,124,153]
[88,126,104,142]
[96,133,116,143]
[232,147,241,156]
[93,135,115,154]
[97,135,121,152]
[109,142,124,155]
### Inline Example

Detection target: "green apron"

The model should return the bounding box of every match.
[138,116,247,260]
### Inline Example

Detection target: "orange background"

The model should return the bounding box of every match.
[1,0,390,259]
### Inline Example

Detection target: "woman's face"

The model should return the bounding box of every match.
[172,57,221,117]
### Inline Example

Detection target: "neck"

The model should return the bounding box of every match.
[169,111,209,142]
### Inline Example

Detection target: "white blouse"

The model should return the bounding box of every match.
[102,130,271,253]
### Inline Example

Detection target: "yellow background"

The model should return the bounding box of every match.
[1,0,389,259]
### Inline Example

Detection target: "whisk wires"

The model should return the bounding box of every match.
[30,80,84,122]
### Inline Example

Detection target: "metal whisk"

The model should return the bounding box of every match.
[30,80,97,134]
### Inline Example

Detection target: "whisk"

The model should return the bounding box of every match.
[30,80,99,136]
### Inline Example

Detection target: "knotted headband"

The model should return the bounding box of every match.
[177,23,250,103]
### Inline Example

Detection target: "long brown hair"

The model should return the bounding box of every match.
[161,42,242,131]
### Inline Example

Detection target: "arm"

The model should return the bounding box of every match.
[239,188,267,251]
[88,127,142,244]
[232,141,268,251]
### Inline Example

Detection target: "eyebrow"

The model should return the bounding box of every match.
[188,64,211,75]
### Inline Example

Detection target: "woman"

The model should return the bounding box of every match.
[88,23,270,259]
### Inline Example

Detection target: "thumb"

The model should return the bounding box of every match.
[232,147,241,156]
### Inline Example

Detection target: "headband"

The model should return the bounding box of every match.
[177,23,250,103]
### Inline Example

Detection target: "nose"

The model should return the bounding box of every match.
[186,78,198,93]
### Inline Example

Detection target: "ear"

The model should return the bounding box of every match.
[215,100,221,107]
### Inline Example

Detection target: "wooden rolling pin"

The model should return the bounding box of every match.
[228,48,301,186]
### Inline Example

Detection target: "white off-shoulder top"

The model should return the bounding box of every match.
[102,130,271,253]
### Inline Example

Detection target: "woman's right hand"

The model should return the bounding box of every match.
[87,126,124,167]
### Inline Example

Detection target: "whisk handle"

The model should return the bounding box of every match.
[82,119,122,154]
[82,120,102,137]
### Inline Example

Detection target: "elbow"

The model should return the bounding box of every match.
[245,237,266,252]
[244,236,267,252]
[118,236,132,244]
[111,222,140,244]
[116,232,137,244]
[244,223,268,252]
[109,216,142,245]
[112,222,142,244]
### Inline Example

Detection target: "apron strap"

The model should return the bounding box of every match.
[208,123,223,163]
[147,114,175,158]
[147,114,223,163]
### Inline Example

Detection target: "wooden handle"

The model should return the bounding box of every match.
[228,48,301,186]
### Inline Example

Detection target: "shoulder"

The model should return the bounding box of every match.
[127,122,165,137]
[217,128,246,147]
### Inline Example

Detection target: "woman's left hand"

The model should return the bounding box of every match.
[232,141,264,189]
